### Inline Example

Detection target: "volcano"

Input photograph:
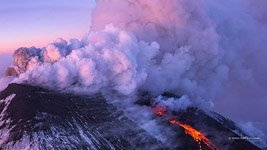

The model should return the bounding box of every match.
[0,83,263,150]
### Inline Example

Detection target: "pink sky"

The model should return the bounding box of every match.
[0,0,95,53]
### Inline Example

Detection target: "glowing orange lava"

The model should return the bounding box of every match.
[152,105,217,150]
[169,119,217,150]
[152,105,166,116]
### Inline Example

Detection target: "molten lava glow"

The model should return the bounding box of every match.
[152,105,217,150]
[152,105,166,116]
[169,120,217,150]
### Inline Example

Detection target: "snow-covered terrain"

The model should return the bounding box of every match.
[0,83,264,149]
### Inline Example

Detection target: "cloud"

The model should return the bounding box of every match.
[2,0,267,135]
[12,26,159,95]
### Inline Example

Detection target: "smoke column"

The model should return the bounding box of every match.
[2,0,267,135]
[91,0,267,133]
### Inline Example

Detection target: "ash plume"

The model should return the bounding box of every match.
[2,0,267,137]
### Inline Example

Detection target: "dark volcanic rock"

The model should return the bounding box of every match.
[170,108,262,150]
[0,84,164,149]
[0,83,264,150]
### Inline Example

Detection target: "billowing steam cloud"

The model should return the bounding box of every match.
[12,27,159,95]
[2,0,267,133]
[10,0,229,100]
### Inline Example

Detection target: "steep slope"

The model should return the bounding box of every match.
[0,83,263,149]
[0,84,164,149]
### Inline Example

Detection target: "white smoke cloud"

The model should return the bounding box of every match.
[13,25,159,95]
[2,0,267,136]
[90,0,232,101]
[154,95,193,112]
[90,0,267,134]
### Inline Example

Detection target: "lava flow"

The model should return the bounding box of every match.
[152,105,217,150]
